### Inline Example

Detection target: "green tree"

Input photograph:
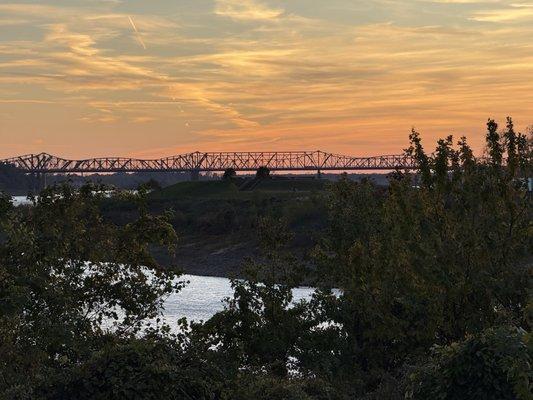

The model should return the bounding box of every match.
[0,183,181,398]
[38,335,222,400]
[178,119,531,399]
[191,217,309,384]
[486,118,503,167]
[301,119,531,395]
[138,178,162,192]
[505,117,519,176]
[223,168,237,180]
[256,166,271,179]
[407,326,532,400]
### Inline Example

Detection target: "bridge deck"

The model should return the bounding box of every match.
[1,151,417,173]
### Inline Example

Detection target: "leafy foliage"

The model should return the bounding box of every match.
[407,326,532,400]
[191,217,308,380]
[0,184,181,398]
[37,336,222,400]
[138,178,163,192]
[0,119,531,399]
[222,168,237,180]
[300,118,532,395]
[192,118,532,398]
[256,166,271,179]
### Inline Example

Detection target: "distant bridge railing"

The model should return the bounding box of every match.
[0,151,418,174]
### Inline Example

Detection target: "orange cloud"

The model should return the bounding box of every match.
[0,1,531,159]
[214,0,284,21]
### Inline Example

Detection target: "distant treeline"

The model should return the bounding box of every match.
[0,163,32,195]
[0,166,193,195]
[0,161,390,195]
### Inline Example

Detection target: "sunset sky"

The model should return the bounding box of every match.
[0,0,532,159]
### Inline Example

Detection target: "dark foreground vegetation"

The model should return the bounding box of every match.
[0,119,531,399]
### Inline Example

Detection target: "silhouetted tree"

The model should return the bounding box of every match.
[486,118,503,167]
[223,168,237,180]
[256,166,270,179]
[138,178,162,192]
[0,162,31,194]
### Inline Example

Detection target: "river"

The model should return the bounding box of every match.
[11,196,32,206]
[10,196,315,323]
[162,274,314,323]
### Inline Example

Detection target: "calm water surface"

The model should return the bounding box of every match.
[11,196,32,206]
[162,274,314,323]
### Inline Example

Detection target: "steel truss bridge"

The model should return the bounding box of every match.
[0,151,417,174]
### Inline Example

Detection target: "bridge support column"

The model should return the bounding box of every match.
[190,169,200,181]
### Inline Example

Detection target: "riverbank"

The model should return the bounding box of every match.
[98,178,330,277]
[10,180,326,278]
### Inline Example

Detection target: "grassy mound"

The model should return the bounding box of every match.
[149,180,239,200]
[149,177,329,201]
[254,178,327,192]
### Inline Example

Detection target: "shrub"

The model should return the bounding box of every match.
[407,326,532,400]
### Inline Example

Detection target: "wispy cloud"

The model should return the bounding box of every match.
[214,0,284,21]
[470,3,533,21]
[131,116,155,123]
[0,0,531,158]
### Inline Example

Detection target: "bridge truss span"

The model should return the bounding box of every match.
[1,151,418,174]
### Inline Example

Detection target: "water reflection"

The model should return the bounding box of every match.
[11,196,31,206]
[162,274,315,323]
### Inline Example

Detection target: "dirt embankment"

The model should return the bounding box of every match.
[155,234,259,278]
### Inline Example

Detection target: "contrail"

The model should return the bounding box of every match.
[128,15,146,50]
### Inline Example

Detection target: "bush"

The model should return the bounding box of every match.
[228,375,313,400]
[36,337,222,400]
[256,167,270,179]
[196,205,237,234]
[223,168,237,180]
[407,326,532,400]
